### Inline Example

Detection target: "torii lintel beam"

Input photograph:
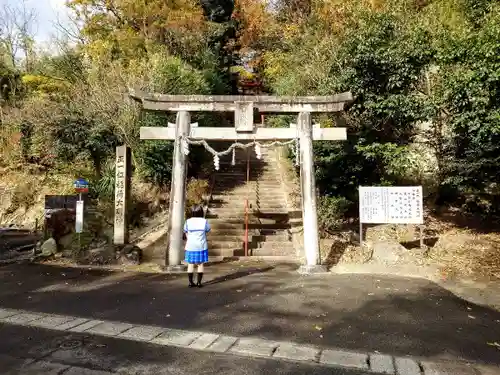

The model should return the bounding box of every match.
[129,89,354,113]
[140,126,347,141]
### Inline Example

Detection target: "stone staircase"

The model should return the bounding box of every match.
[206,147,297,259]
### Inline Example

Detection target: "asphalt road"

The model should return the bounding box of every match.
[0,324,372,375]
[1,262,499,368]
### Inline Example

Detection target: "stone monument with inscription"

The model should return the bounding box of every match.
[114,145,131,245]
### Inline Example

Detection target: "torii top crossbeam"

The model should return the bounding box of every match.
[129,89,354,141]
[129,89,353,113]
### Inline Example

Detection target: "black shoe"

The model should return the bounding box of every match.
[196,272,203,288]
[188,273,195,288]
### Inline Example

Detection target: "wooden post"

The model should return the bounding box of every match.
[167,111,191,270]
[114,145,131,245]
[297,112,326,273]
[419,225,424,248]
[359,221,363,247]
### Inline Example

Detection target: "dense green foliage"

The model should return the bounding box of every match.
[262,0,500,219]
[1,0,499,224]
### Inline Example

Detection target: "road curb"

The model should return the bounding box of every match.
[0,306,488,375]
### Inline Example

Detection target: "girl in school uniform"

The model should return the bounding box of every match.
[184,205,211,287]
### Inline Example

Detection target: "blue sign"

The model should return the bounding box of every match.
[74,178,89,193]
[73,178,89,188]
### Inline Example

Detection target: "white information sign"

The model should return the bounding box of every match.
[75,200,84,233]
[359,186,423,224]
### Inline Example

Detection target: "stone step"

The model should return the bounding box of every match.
[209,230,258,237]
[211,188,285,193]
[215,172,280,177]
[209,240,289,248]
[208,255,298,262]
[206,212,291,220]
[209,221,245,229]
[210,191,286,198]
[255,233,292,242]
[209,203,288,209]
[257,228,292,236]
[212,187,282,193]
[208,205,288,211]
[209,218,294,231]
[208,241,244,249]
[212,195,285,203]
[209,226,291,234]
[217,184,283,189]
[247,247,296,257]
[208,248,296,258]
[208,219,295,227]
[207,207,289,213]
[253,246,296,257]
[209,197,286,204]
[212,185,283,191]
[216,180,283,185]
[216,163,278,169]
[207,213,290,221]
[209,200,287,206]
[213,180,281,186]
[209,235,245,242]
[215,172,276,178]
[258,241,295,249]
[210,199,287,205]
[215,171,279,177]
[209,233,291,242]
[208,248,241,257]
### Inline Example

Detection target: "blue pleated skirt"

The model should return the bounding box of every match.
[185,249,209,264]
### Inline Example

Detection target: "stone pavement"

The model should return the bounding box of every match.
[0,324,372,375]
[0,307,487,374]
[0,261,499,373]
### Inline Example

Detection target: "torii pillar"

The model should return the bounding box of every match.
[167,111,191,270]
[297,112,321,271]
[130,91,353,273]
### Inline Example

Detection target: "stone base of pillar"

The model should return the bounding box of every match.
[163,264,187,273]
[297,264,329,275]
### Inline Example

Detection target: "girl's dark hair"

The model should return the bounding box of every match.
[191,205,204,218]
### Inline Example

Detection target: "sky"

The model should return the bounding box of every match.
[1,0,71,44]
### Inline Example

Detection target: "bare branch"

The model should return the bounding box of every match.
[0,0,37,70]
[52,12,86,46]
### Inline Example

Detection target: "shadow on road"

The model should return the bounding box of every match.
[0,262,499,367]
[205,266,275,286]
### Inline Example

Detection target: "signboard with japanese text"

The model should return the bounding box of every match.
[359,186,423,224]
[75,200,84,233]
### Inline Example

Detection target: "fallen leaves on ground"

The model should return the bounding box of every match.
[321,211,500,281]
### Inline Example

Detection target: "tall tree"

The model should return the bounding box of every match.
[0,0,37,70]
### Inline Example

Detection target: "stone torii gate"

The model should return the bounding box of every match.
[129,90,353,273]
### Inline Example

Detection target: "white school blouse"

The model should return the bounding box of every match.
[183,217,211,251]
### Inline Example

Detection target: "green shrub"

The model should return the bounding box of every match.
[136,140,174,187]
[91,161,116,201]
[317,196,351,235]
